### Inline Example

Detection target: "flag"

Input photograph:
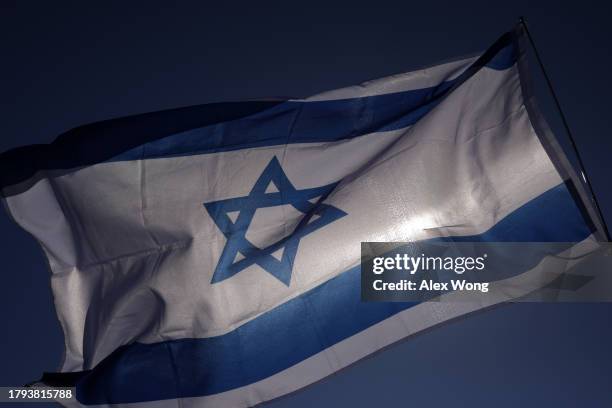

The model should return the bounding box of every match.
[0,24,604,407]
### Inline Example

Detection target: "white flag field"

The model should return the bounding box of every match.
[0,24,606,407]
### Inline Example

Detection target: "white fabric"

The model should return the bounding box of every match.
[6,61,562,373]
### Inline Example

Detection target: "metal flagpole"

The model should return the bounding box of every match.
[518,16,611,242]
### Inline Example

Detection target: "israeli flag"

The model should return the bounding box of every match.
[1,25,604,407]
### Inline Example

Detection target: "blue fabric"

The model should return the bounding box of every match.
[0,37,516,196]
[75,182,594,404]
[112,43,516,163]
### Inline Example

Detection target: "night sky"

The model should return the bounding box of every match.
[1,2,611,407]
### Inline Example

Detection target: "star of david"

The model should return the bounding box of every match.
[204,157,347,286]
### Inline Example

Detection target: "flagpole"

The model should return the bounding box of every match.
[518,16,611,242]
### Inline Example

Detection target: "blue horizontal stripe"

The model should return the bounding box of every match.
[111,81,452,161]
[74,182,593,404]
[0,33,517,197]
[112,42,516,163]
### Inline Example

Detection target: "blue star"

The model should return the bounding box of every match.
[204,157,347,286]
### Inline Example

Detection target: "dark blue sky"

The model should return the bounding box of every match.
[1,1,611,407]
